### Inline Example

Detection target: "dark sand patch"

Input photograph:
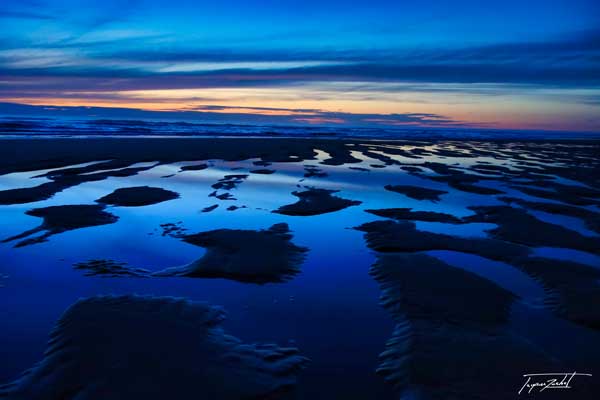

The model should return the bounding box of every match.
[365,208,462,224]
[154,223,308,284]
[370,164,386,169]
[96,186,179,207]
[159,222,187,237]
[74,259,150,277]
[303,165,328,179]
[0,163,157,205]
[500,196,600,234]
[226,205,247,211]
[179,163,208,171]
[356,220,530,262]
[2,205,118,248]
[0,295,308,399]
[211,174,249,191]
[201,204,219,213]
[511,257,600,330]
[429,174,505,195]
[400,166,422,173]
[250,168,275,174]
[465,206,600,255]
[371,253,559,399]
[511,185,600,206]
[253,160,272,167]
[384,184,447,202]
[209,191,236,200]
[273,188,361,216]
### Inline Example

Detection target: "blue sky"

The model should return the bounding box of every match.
[1,0,599,131]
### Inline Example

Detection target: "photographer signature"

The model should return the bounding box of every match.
[518,372,592,395]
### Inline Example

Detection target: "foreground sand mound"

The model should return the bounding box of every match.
[154,223,308,283]
[96,186,179,207]
[0,295,309,400]
[369,253,577,399]
[511,257,600,330]
[1,204,118,247]
[273,188,361,216]
[357,218,600,332]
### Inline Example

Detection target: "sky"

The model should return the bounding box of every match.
[1,0,599,132]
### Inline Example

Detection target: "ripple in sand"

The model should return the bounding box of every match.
[369,253,567,399]
[74,259,150,277]
[0,295,309,399]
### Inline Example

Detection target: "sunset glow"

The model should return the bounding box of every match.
[1,0,599,132]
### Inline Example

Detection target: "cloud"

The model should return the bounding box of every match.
[0,102,470,128]
[1,30,599,89]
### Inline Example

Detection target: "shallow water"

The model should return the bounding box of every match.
[1,139,599,398]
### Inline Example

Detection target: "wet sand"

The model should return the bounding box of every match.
[1,137,599,399]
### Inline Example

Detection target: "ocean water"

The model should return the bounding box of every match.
[2,116,600,140]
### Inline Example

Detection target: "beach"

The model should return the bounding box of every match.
[1,136,599,399]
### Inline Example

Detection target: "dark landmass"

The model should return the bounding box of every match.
[209,191,236,200]
[465,205,600,255]
[357,212,600,333]
[201,204,219,213]
[226,205,247,211]
[500,196,600,234]
[303,165,328,178]
[400,166,422,173]
[429,174,505,195]
[356,220,530,262]
[511,185,600,206]
[179,163,208,172]
[273,188,361,216]
[154,223,308,284]
[384,184,447,202]
[0,295,308,399]
[211,174,248,191]
[0,162,158,205]
[250,168,275,174]
[96,186,179,207]
[2,204,118,247]
[159,222,187,237]
[74,259,150,277]
[253,160,272,167]
[365,208,462,224]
